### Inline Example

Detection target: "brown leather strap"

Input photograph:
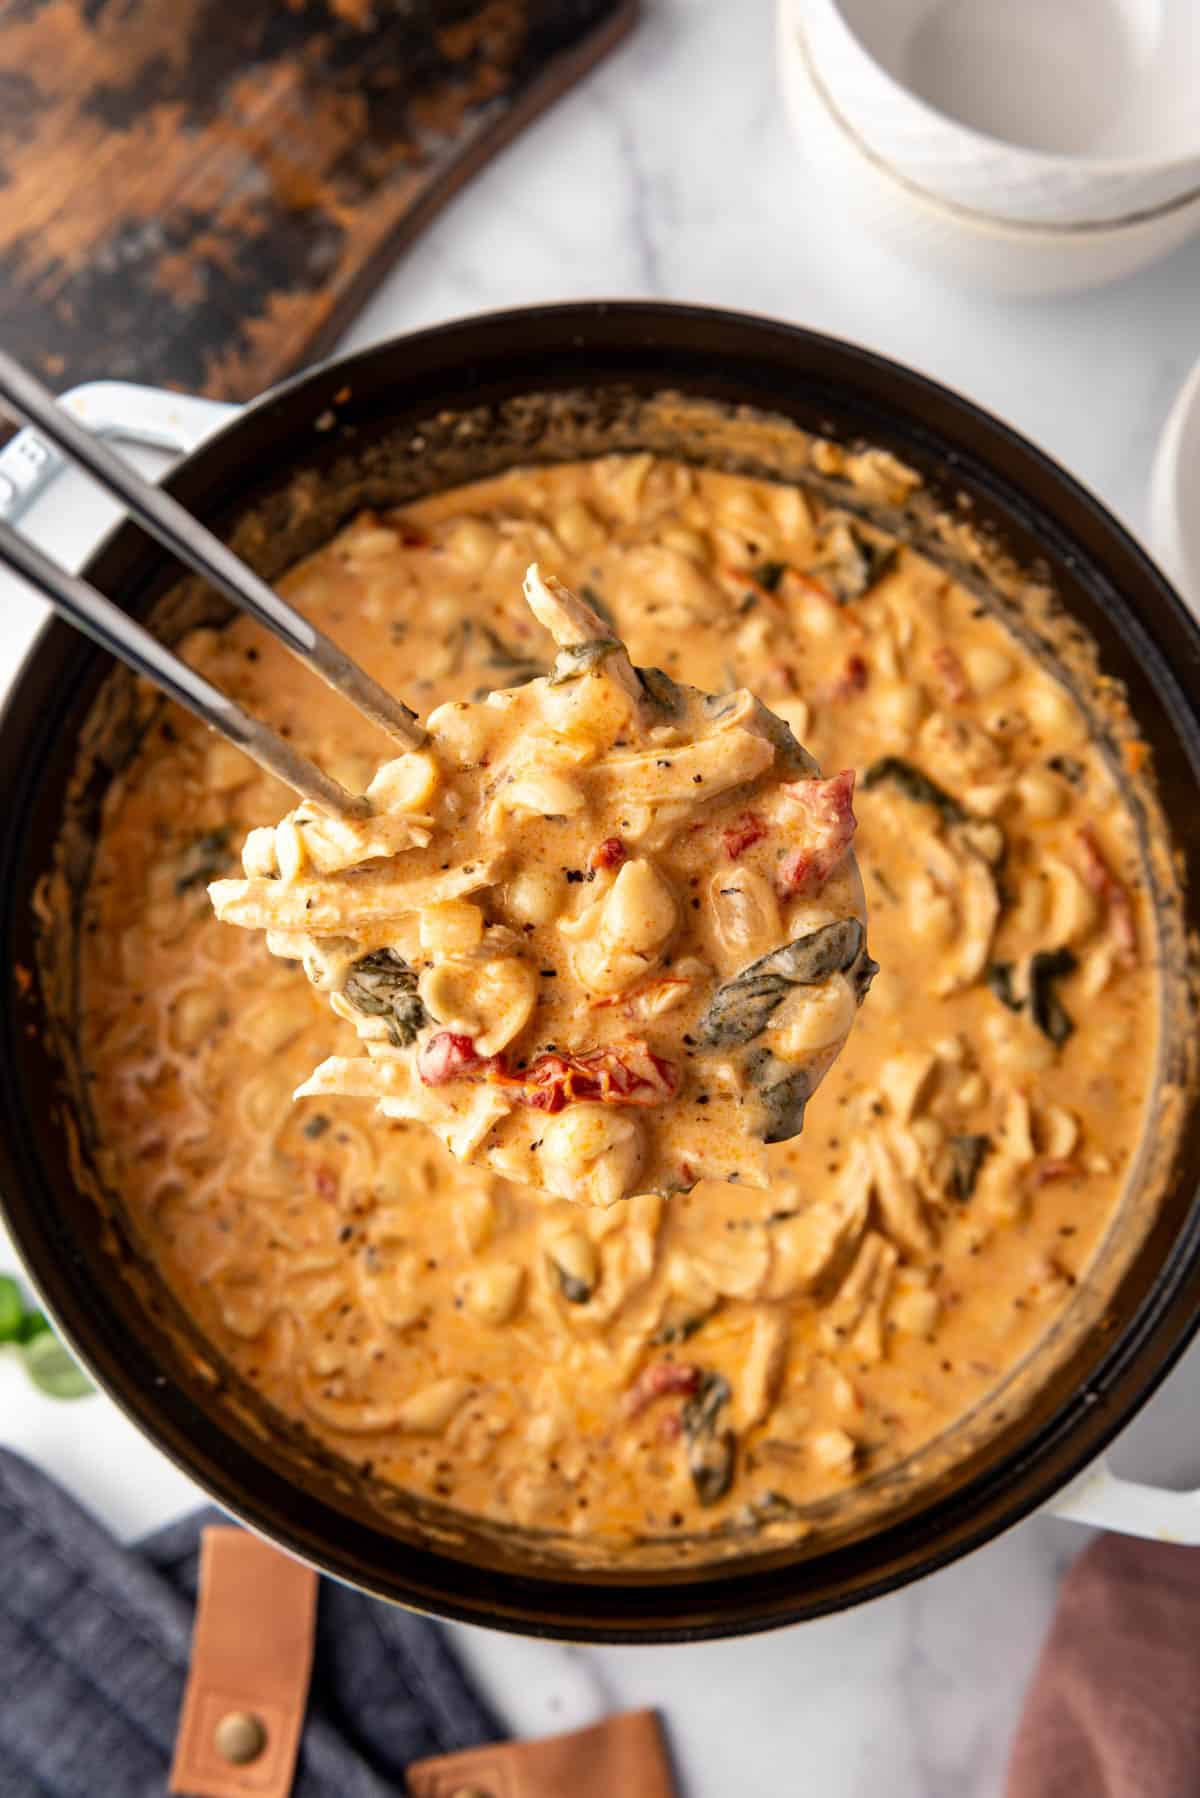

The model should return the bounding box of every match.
[169,1526,318,1798]
[407,1709,678,1798]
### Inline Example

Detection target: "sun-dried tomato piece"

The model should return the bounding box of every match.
[624,1360,702,1417]
[820,655,869,704]
[777,769,858,895]
[590,835,627,873]
[932,644,969,704]
[1032,1158,1083,1185]
[516,1040,679,1113]
[417,1031,481,1086]
[722,811,769,861]
[1076,825,1138,965]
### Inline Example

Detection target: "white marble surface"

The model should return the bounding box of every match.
[3,1,1200,1792]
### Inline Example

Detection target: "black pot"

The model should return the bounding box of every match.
[3,302,1199,1642]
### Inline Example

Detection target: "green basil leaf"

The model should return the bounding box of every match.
[0,1275,22,1344]
[23,1332,94,1401]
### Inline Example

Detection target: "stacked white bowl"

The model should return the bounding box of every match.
[1150,353,1200,614]
[779,0,1200,294]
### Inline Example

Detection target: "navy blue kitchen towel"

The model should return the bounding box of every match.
[0,1446,502,1798]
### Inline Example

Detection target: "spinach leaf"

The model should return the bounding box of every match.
[682,1369,731,1436]
[175,828,232,893]
[985,950,1076,1045]
[744,1049,814,1145]
[946,1134,991,1202]
[682,1371,736,1506]
[637,665,687,716]
[751,560,787,593]
[698,919,867,1049]
[852,949,880,1005]
[985,962,1023,1013]
[1029,947,1078,1046]
[1047,754,1085,787]
[651,1309,709,1347]
[817,522,896,603]
[651,1316,708,1344]
[547,639,621,685]
[688,1430,736,1506]
[342,950,427,1047]
[863,758,967,826]
[547,1249,594,1305]
[739,1489,805,1527]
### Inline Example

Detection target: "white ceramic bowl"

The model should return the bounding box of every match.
[778,0,1200,297]
[800,0,1200,226]
[1149,353,1200,615]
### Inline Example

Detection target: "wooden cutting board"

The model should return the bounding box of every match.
[0,0,637,400]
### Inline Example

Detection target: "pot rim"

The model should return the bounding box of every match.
[3,299,1200,1641]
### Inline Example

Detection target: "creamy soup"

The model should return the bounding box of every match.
[78,453,1156,1545]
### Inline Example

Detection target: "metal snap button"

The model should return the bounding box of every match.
[213,1709,268,1765]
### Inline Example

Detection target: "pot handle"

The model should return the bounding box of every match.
[1048,1455,1200,1543]
[0,380,240,525]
